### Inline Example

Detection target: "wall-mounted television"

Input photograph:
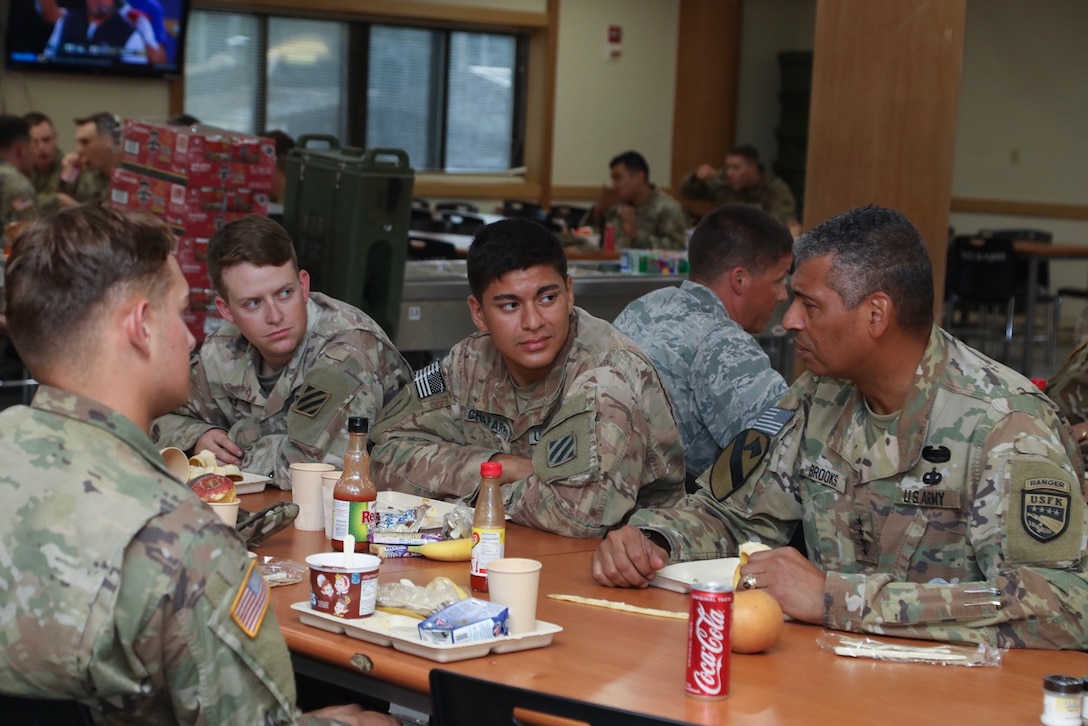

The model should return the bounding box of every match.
[5,0,191,78]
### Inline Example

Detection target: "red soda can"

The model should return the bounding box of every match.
[685,582,732,700]
[603,223,616,252]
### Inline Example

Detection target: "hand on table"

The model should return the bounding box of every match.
[739,546,826,623]
[592,525,668,588]
[307,704,401,726]
[194,429,244,466]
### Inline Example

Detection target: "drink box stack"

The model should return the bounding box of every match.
[109,119,275,342]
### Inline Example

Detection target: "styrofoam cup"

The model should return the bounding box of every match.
[486,558,542,635]
[321,470,342,539]
[290,462,335,531]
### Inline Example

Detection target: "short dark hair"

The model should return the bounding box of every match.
[609,150,649,181]
[206,214,299,300]
[262,130,296,171]
[687,204,793,283]
[23,111,53,129]
[0,115,30,152]
[794,205,934,334]
[728,144,762,165]
[467,218,567,300]
[5,206,175,373]
[74,111,122,145]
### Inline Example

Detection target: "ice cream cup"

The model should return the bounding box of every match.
[306,552,381,618]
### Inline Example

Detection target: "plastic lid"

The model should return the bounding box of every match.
[1043,675,1081,694]
[348,416,369,433]
[480,461,503,478]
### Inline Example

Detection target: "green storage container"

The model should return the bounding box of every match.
[281,136,414,341]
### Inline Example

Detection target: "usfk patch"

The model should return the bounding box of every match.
[751,407,794,437]
[547,434,576,468]
[414,360,446,399]
[1022,484,1071,543]
[231,560,270,638]
[709,429,770,501]
[291,382,331,418]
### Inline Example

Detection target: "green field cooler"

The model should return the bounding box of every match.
[282,136,413,340]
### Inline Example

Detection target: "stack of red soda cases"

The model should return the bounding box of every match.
[109,119,275,342]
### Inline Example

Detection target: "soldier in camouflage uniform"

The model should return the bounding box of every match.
[0,115,37,228]
[580,150,688,250]
[371,219,686,538]
[70,111,121,205]
[1042,341,1088,465]
[153,215,409,489]
[593,205,1088,649]
[0,206,393,724]
[680,144,799,235]
[25,111,79,214]
[614,204,793,484]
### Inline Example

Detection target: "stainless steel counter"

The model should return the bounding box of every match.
[395,260,794,379]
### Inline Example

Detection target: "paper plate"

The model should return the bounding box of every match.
[649,558,739,594]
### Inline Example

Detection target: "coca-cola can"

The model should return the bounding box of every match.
[685,582,732,700]
[603,222,616,252]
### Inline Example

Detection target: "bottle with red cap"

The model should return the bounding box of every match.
[470,461,506,592]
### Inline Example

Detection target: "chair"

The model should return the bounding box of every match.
[944,235,1018,362]
[407,235,458,261]
[435,201,479,213]
[429,669,691,726]
[548,204,590,232]
[0,693,95,724]
[502,199,548,223]
[440,210,487,236]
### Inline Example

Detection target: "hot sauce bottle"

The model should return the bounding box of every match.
[332,416,375,553]
[470,461,506,592]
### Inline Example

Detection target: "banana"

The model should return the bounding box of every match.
[375,606,427,619]
[408,538,473,561]
[733,542,772,588]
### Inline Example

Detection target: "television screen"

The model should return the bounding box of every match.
[5,0,191,78]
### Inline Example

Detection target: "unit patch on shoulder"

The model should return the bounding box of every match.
[708,429,770,501]
[547,433,576,468]
[1022,480,1071,543]
[414,360,446,399]
[231,560,270,638]
[291,382,332,418]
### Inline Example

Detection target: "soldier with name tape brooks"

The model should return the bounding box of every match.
[371,218,686,538]
[592,205,1088,649]
[151,214,409,488]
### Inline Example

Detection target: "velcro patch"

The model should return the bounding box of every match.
[547,433,576,468]
[414,361,446,399]
[1007,456,1083,565]
[898,488,961,509]
[1022,486,1071,542]
[231,560,270,638]
[292,382,332,418]
[752,407,795,437]
[709,429,770,501]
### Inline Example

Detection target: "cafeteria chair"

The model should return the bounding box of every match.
[502,199,548,223]
[429,669,692,726]
[0,693,95,725]
[943,235,1018,363]
[440,210,487,236]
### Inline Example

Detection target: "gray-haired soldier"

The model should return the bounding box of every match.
[593,205,1088,649]
[614,204,792,485]
[0,206,396,724]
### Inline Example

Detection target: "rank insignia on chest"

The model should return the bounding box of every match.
[547,433,576,468]
[1022,485,1071,543]
[292,383,331,418]
[231,560,270,638]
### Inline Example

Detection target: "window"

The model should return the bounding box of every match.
[184,11,524,173]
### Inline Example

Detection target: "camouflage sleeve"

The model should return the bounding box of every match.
[108,500,304,724]
[370,364,498,502]
[824,411,1088,649]
[1046,342,1088,424]
[506,360,686,538]
[151,355,231,452]
[765,178,798,225]
[678,171,721,201]
[279,334,410,486]
[638,202,688,251]
[692,330,788,451]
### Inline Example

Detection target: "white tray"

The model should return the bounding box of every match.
[650,558,739,593]
[290,601,562,663]
[374,491,462,530]
[236,472,271,495]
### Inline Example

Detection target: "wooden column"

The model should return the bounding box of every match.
[670,0,742,207]
[803,0,966,305]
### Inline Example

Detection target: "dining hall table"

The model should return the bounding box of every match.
[244,489,1088,724]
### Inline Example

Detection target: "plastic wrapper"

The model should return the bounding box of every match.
[816,632,1004,667]
[375,576,469,619]
[373,503,430,533]
[443,504,474,540]
[253,555,306,587]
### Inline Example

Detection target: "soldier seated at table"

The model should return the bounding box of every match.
[592,205,1088,649]
[371,218,686,538]
[0,206,397,724]
[152,214,409,488]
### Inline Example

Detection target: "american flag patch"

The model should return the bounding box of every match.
[414,360,446,399]
[231,560,270,638]
[751,407,795,437]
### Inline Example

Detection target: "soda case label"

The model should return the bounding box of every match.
[470,527,505,577]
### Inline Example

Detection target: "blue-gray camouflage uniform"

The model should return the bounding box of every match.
[0,386,343,724]
[371,308,686,538]
[614,280,787,477]
[633,326,1088,648]
[152,292,409,489]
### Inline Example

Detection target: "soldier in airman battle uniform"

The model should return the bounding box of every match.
[593,205,1088,649]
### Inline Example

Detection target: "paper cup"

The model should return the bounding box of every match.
[306,552,381,618]
[321,470,342,539]
[160,447,190,482]
[207,499,240,527]
[290,462,335,531]
[486,558,542,635]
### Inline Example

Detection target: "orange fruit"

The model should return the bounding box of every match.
[730,589,784,654]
